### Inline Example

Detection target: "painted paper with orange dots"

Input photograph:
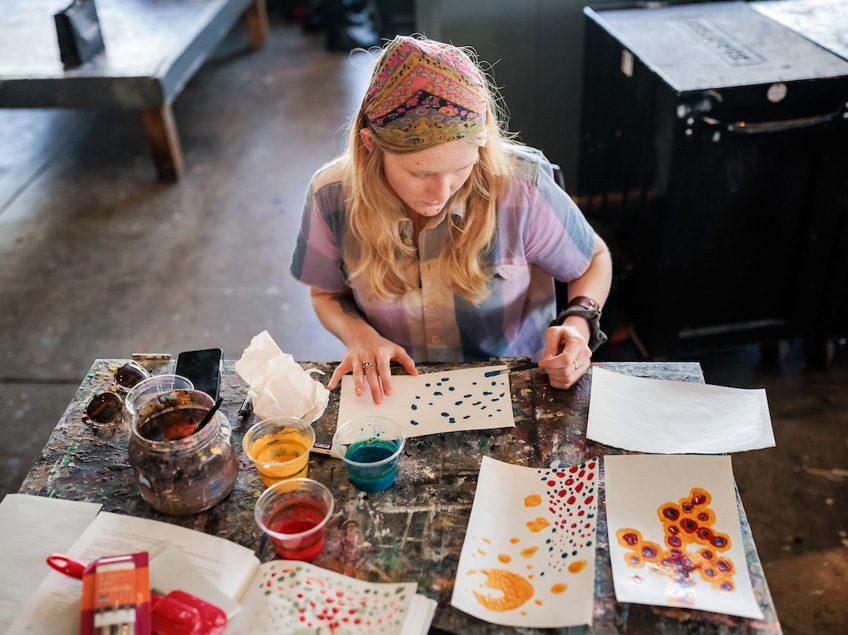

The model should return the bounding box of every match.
[451,456,598,627]
[604,454,764,619]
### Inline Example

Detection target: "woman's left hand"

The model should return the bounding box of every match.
[537,324,592,389]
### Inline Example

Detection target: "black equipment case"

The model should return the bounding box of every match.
[578,1,848,356]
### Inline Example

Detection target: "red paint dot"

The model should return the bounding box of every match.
[547,480,556,487]
[558,490,567,498]
[569,466,579,473]
[575,482,584,493]
[567,495,576,504]
[578,469,585,477]
[565,478,574,485]
[578,510,585,516]
[587,472,595,481]
[557,472,565,478]
[588,462,596,469]
[584,495,594,504]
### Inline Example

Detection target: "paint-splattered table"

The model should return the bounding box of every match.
[19,358,781,633]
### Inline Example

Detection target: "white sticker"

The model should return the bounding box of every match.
[621,49,634,78]
[767,82,787,103]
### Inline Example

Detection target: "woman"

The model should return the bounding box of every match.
[291,36,612,403]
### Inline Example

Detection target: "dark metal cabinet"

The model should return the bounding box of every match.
[578,1,848,356]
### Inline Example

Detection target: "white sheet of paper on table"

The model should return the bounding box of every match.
[451,456,598,628]
[337,365,515,437]
[587,366,774,453]
[604,454,765,620]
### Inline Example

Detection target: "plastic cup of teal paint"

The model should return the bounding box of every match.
[331,417,405,493]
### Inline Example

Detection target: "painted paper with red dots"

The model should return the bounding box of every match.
[227,561,434,634]
[451,456,598,627]
[604,454,765,620]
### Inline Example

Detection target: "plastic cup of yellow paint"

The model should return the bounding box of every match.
[243,417,315,486]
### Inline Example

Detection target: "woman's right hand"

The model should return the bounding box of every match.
[327,332,418,404]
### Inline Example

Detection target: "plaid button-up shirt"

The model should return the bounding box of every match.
[290,145,596,362]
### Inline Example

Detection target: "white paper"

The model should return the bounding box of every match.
[0,495,101,633]
[451,456,598,628]
[8,512,260,634]
[337,365,515,438]
[227,561,432,634]
[604,454,764,620]
[235,330,329,422]
[587,366,774,453]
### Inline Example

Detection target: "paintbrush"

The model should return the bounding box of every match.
[483,363,535,377]
[193,397,223,435]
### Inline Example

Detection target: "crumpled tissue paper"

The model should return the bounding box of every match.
[235,331,329,423]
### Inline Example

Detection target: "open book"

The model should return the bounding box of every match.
[8,505,436,634]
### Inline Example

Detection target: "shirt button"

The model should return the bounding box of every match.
[430,335,441,345]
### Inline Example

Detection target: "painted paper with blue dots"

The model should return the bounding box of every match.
[337,365,515,437]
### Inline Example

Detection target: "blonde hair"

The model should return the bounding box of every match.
[343,40,516,303]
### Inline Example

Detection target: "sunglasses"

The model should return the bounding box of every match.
[84,361,150,424]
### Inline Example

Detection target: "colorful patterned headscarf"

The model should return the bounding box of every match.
[362,36,489,148]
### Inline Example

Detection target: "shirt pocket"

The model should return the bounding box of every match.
[489,262,532,306]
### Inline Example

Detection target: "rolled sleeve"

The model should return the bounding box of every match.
[522,166,596,282]
[289,182,348,292]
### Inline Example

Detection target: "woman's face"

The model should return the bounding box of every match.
[380,139,480,218]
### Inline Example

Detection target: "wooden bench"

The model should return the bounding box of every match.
[0,0,268,181]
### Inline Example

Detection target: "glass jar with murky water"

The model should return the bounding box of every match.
[128,389,238,515]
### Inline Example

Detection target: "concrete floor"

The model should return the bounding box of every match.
[1,17,846,635]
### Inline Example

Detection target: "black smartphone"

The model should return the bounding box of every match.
[175,348,223,400]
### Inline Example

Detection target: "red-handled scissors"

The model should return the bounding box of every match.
[46,554,227,635]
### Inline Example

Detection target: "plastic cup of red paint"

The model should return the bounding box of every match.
[254,478,334,562]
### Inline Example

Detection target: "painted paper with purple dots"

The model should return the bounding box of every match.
[604,454,764,620]
[337,365,515,438]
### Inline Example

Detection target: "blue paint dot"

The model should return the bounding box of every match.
[483,391,492,396]
[455,401,463,406]
[491,381,497,386]
[434,391,443,396]
[587,541,592,546]
[463,415,470,419]
[472,382,477,385]
[441,377,449,381]
[448,386,455,391]
[425,383,431,387]
[561,553,567,559]
[415,395,421,400]
[499,392,505,397]
[441,412,450,417]
[411,404,417,410]
[472,401,481,406]
[492,398,500,402]
[449,417,456,423]
[487,414,492,418]
[497,409,502,412]
[428,402,433,406]
[464,394,472,398]
[572,550,577,556]
[546,539,551,544]
[410,420,420,426]
[481,406,487,410]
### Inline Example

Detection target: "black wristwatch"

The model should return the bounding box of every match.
[549,295,608,352]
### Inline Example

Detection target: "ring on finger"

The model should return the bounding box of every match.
[572,359,580,371]
[362,361,375,370]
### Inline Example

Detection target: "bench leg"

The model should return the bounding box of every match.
[140,105,184,183]
[245,0,269,50]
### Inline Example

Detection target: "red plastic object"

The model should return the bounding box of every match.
[46,554,86,579]
[150,590,227,635]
